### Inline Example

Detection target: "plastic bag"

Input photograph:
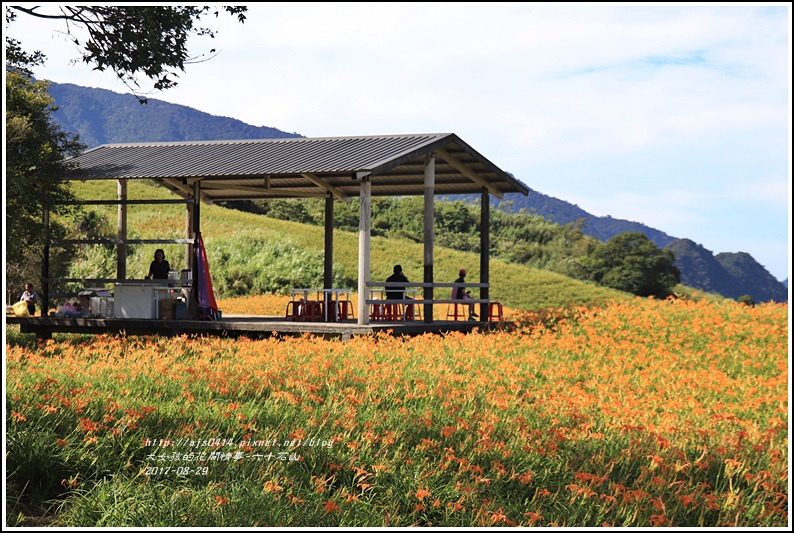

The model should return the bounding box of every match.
[12,301,30,317]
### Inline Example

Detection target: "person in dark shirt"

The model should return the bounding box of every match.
[385,264,409,300]
[452,268,477,319]
[385,264,414,320]
[146,249,171,280]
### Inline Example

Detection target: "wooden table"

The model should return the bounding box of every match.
[288,288,351,322]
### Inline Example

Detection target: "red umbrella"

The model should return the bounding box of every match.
[195,231,218,318]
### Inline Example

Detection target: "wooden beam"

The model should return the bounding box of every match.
[44,277,184,284]
[199,184,329,198]
[52,239,195,245]
[55,199,194,206]
[301,173,349,201]
[157,177,196,197]
[156,178,213,205]
[211,192,331,200]
[434,148,503,199]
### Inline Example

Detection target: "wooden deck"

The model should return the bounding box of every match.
[6,314,508,341]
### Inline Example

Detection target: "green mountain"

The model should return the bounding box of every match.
[43,81,786,303]
[45,81,302,147]
[666,239,786,303]
[714,251,788,303]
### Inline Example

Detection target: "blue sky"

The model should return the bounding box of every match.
[6,3,791,282]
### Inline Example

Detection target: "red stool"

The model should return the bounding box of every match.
[301,300,323,321]
[337,300,354,320]
[381,303,398,321]
[446,303,465,321]
[370,302,383,321]
[285,301,301,320]
[488,301,504,322]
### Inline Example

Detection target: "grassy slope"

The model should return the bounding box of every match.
[67,179,629,311]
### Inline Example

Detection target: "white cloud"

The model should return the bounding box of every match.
[565,190,710,230]
[728,176,791,207]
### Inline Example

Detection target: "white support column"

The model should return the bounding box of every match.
[357,178,372,325]
[423,156,435,322]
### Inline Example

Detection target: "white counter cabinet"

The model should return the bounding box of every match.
[114,283,158,319]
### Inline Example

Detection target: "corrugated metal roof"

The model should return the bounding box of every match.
[65,133,529,202]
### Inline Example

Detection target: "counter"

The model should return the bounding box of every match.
[114,283,190,319]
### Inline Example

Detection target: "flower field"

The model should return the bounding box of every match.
[5,297,788,527]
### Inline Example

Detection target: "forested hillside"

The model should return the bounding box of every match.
[488,189,677,248]
[667,239,786,303]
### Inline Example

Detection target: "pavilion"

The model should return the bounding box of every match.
[43,133,529,327]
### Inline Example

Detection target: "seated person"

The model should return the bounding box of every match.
[385,264,414,319]
[386,264,409,299]
[452,268,477,319]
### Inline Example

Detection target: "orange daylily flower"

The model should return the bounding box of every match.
[322,499,340,514]
[263,480,282,493]
[414,488,432,500]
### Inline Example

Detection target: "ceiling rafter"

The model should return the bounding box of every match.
[152,177,214,205]
[301,172,349,202]
[433,148,503,199]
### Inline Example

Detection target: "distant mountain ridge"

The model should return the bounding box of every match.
[471,191,787,303]
[492,189,677,248]
[43,81,787,303]
[667,239,787,303]
[45,82,303,146]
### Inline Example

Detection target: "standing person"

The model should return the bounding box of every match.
[20,283,39,316]
[146,249,171,280]
[452,269,477,319]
